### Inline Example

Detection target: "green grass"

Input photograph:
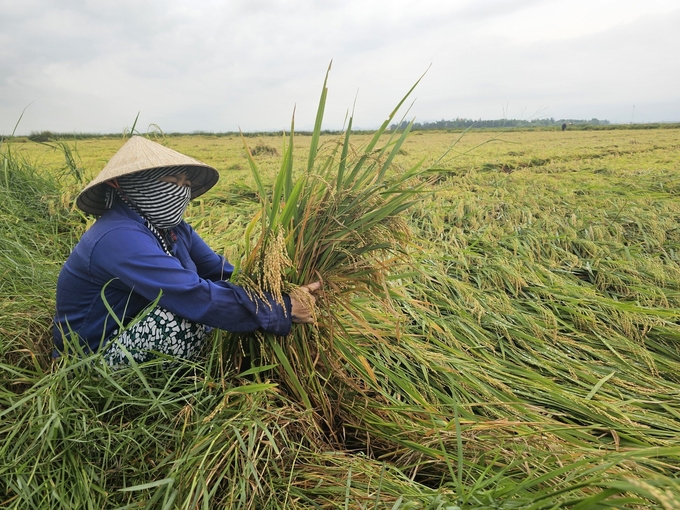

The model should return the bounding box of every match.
[2,77,680,508]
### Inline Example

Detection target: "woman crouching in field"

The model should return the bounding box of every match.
[53,136,319,366]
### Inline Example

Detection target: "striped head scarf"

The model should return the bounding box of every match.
[113,167,193,230]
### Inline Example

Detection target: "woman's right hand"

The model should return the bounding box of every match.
[290,281,321,324]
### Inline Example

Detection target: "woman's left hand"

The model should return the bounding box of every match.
[290,281,321,324]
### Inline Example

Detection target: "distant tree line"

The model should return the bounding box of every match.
[9,120,680,141]
[390,117,610,130]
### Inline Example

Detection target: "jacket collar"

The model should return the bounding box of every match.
[109,197,145,225]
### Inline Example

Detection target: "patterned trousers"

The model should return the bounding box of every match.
[102,307,207,367]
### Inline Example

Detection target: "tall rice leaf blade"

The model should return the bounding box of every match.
[285,114,295,199]
[240,209,262,265]
[129,111,140,136]
[240,132,270,236]
[346,71,426,183]
[360,108,416,188]
[366,80,417,153]
[279,179,306,250]
[270,339,312,410]
[345,153,376,190]
[269,152,288,231]
[377,120,414,182]
[317,140,343,177]
[344,195,421,234]
[307,61,332,174]
[239,132,267,205]
[9,104,30,140]
[337,115,354,191]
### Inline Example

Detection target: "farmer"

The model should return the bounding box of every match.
[53,136,319,366]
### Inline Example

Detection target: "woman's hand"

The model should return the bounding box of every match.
[290,281,322,324]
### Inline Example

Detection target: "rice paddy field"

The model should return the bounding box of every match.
[2,116,680,508]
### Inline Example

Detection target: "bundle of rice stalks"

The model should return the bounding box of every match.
[228,67,429,437]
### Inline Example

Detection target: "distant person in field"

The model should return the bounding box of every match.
[561,123,567,131]
[53,136,319,366]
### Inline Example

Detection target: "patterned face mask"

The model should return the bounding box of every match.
[116,168,192,229]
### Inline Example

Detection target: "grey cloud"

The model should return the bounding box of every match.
[1,0,679,134]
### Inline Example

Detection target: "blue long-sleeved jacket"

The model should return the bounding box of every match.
[53,201,291,355]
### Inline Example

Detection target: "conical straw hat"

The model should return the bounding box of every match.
[76,136,219,215]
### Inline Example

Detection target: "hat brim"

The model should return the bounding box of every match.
[77,164,219,216]
[75,136,221,216]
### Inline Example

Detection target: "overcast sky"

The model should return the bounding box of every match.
[2,0,679,134]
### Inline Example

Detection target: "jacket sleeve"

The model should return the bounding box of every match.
[91,224,292,336]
